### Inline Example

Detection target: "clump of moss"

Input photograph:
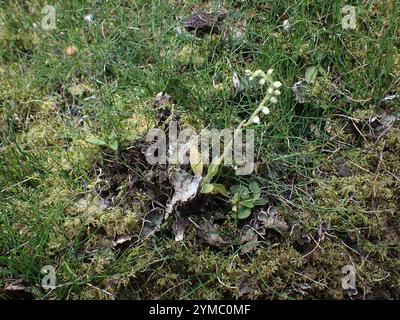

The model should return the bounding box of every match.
[57,139,99,172]
[305,110,400,298]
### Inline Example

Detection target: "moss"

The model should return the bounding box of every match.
[57,139,99,172]
[99,209,140,238]
[177,45,207,67]
[17,117,60,148]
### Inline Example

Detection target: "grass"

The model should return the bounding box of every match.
[0,0,399,299]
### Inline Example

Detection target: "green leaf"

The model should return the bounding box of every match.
[231,185,249,198]
[189,145,203,176]
[201,183,214,194]
[253,198,267,206]
[240,200,255,208]
[86,136,107,146]
[201,183,229,197]
[236,207,252,219]
[231,193,241,203]
[249,181,261,199]
[205,163,219,182]
[305,66,318,83]
[212,183,229,197]
[109,139,119,151]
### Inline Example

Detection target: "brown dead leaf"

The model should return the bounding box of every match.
[256,207,289,235]
[112,235,134,248]
[141,208,164,239]
[4,279,35,300]
[196,219,226,248]
[238,274,260,298]
[173,216,189,241]
[154,92,171,107]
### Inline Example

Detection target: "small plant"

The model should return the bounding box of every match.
[196,68,282,195]
[86,132,119,151]
[169,68,281,219]
[231,181,267,220]
[199,68,281,188]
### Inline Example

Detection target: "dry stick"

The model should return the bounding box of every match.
[217,277,238,290]
[294,271,329,289]
[301,235,322,259]
[86,283,115,299]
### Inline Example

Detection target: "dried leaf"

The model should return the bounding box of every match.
[238,274,260,297]
[112,235,133,248]
[4,279,35,300]
[165,170,202,218]
[239,227,259,254]
[256,207,289,235]
[183,11,225,36]
[232,72,241,91]
[239,227,258,244]
[230,20,247,40]
[292,80,307,103]
[173,216,189,241]
[283,19,290,32]
[318,221,330,242]
[197,219,226,248]
[371,111,400,132]
[141,208,164,239]
[154,92,171,107]
[382,93,400,102]
[240,240,259,254]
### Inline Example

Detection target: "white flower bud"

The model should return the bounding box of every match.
[283,19,290,32]
[245,69,252,76]
[273,81,282,88]
[253,116,260,124]
[253,70,263,77]
[270,97,278,104]
[274,90,281,95]
[259,78,266,85]
[84,14,94,23]
[267,69,274,76]
[262,107,270,115]
[268,87,274,94]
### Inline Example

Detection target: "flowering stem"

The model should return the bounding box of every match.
[201,69,281,186]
